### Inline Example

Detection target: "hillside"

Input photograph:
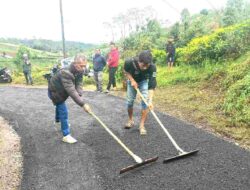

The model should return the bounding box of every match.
[0,38,96,55]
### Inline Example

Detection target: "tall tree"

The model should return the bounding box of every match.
[181,8,190,32]
[223,0,245,26]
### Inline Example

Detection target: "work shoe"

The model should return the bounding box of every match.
[139,127,147,135]
[62,134,77,144]
[124,120,135,129]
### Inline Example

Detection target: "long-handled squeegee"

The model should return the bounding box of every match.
[136,89,199,163]
[89,111,158,174]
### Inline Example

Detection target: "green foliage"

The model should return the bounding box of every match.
[222,0,250,26]
[14,46,31,70]
[177,20,250,65]
[0,38,96,55]
[223,74,250,127]
[223,59,250,89]
[151,49,166,65]
[115,60,125,82]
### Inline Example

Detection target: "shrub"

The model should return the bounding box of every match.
[223,74,250,127]
[176,20,250,65]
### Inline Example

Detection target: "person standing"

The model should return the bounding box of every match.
[105,42,119,93]
[22,53,33,85]
[166,39,176,69]
[124,50,157,135]
[93,49,106,92]
[48,54,92,144]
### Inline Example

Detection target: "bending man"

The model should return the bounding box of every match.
[124,50,157,135]
[48,54,91,144]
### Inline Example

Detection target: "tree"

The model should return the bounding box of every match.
[181,8,190,33]
[200,9,209,15]
[222,0,245,26]
[14,46,30,70]
[170,22,180,41]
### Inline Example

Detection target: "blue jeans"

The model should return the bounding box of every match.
[48,91,70,136]
[127,80,148,110]
[55,102,70,136]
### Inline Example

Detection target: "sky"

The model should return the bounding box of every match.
[0,0,228,44]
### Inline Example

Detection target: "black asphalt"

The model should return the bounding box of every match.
[0,86,249,190]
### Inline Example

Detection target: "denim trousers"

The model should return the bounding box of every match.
[55,102,70,136]
[127,80,148,110]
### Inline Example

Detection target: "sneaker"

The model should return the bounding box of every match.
[112,87,117,91]
[139,127,147,135]
[62,134,77,144]
[124,120,135,129]
[104,89,110,93]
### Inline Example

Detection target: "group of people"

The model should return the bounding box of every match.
[92,41,119,93]
[21,39,174,144]
[47,46,157,143]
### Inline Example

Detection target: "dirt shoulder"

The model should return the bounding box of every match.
[0,117,22,190]
[109,84,250,150]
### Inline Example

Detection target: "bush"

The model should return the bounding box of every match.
[223,74,250,127]
[177,19,250,65]
[151,49,166,65]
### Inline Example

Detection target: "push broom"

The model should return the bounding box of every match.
[136,89,199,163]
[89,111,158,174]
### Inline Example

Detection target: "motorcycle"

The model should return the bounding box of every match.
[0,67,12,83]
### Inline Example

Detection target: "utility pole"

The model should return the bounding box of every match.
[59,0,66,58]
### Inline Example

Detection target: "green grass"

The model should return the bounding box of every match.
[153,51,250,149]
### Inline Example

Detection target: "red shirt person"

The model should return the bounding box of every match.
[105,42,119,93]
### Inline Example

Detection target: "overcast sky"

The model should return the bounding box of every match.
[0,0,227,44]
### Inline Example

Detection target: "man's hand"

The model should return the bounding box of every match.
[148,102,154,110]
[83,104,91,113]
[131,80,138,89]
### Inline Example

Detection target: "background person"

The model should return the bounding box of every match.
[105,42,119,93]
[93,49,106,92]
[22,53,33,85]
[166,39,176,69]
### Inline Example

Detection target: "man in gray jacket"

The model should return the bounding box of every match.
[48,54,91,144]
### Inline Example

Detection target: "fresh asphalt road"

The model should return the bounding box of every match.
[0,86,249,190]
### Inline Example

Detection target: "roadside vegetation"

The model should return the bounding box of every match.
[0,0,249,148]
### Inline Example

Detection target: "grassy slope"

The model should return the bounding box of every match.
[153,52,250,149]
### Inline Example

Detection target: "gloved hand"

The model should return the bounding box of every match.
[83,104,91,113]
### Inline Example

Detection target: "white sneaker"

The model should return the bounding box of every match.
[62,134,77,144]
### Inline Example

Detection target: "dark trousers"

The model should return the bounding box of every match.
[23,71,33,85]
[107,67,117,90]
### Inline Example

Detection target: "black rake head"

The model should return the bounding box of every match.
[163,149,199,163]
[120,156,158,174]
